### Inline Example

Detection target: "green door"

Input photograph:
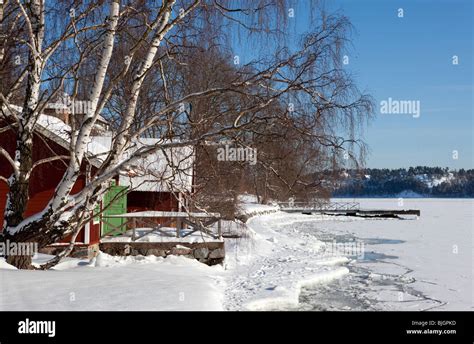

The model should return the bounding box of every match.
[102,183,128,236]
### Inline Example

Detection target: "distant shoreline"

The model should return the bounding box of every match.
[332,195,474,199]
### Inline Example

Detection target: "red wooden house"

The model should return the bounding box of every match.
[0,106,194,258]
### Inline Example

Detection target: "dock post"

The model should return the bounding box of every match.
[176,219,181,238]
[132,218,136,241]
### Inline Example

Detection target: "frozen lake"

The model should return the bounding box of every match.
[298,198,473,311]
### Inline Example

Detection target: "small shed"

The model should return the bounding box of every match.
[0,106,195,258]
[0,112,102,255]
[87,136,195,236]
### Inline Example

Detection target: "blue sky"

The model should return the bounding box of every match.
[233,0,473,169]
[324,0,473,169]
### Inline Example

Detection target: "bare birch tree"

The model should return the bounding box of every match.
[0,0,372,269]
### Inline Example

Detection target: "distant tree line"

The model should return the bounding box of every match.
[330,167,474,198]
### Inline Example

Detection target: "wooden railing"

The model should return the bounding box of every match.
[101,211,222,241]
[278,201,360,211]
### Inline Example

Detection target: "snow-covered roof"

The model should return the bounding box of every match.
[37,113,73,142]
[89,136,194,192]
[5,105,194,193]
[5,104,80,160]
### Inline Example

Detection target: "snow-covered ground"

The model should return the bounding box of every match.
[236,194,280,217]
[0,254,224,311]
[1,198,471,311]
[223,198,472,310]
[222,212,351,310]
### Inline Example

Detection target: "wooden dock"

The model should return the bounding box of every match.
[101,211,222,239]
[278,201,420,218]
[99,211,225,265]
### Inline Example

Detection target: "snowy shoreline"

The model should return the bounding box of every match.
[0,206,352,311]
[223,207,352,310]
[1,198,471,311]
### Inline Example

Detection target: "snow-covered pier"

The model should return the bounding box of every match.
[102,211,222,239]
[278,201,420,217]
[99,211,225,265]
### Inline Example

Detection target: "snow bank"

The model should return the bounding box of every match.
[223,212,351,310]
[236,194,279,221]
[0,258,17,270]
[245,267,349,311]
[238,202,279,216]
[0,253,224,311]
